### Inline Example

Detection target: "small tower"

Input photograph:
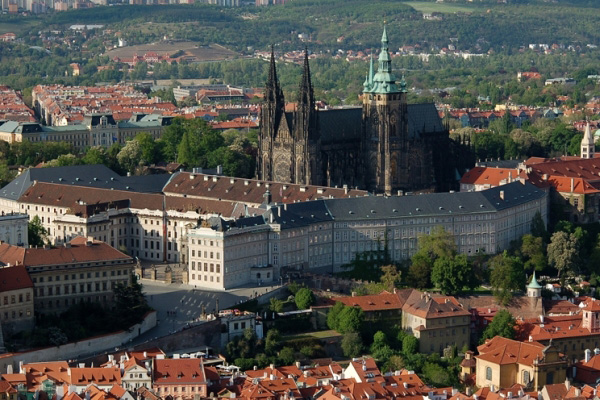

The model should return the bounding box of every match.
[581,122,595,159]
[527,272,542,298]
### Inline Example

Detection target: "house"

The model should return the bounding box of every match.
[573,350,600,384]
[69,367,122,392]
[402,292,471,354]
[152,358,209,399]
[539,381,584,400]
[333,290,405,321]
[343,357,384,384]
[476,336,567,391]
[121,357,152,391]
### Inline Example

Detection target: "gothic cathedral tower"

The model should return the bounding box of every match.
[293,48,321,185]
[257,47,285,182]
[362,26,408,195]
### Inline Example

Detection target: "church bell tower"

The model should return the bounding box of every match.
[362,26,408,194]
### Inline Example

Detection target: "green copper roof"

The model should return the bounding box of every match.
[528,272,542,289]
[364,25,399,94]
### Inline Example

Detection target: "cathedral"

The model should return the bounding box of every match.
[257,27,473,194]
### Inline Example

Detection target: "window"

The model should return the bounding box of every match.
[523,370,530,384]
[486,367,492,381]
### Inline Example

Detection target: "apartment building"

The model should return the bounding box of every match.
[0,212,28,247]
[0,237,133,313]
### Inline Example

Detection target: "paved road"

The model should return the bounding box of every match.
[128,281,281,346]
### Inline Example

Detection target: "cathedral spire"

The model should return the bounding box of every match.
[298,46,314,107]
[366,24,398,94]
[266,45,284,104]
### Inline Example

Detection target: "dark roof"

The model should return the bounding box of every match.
[0,165,169,201]
[323,181,545,221]
[406,103,445,139]
[83,114,117,127]
[319,108,362,143]
[271,200,333,229]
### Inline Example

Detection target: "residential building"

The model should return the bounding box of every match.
[332,290,405,321]
[0,265,34,334]
[402,292,470,354]
[152,358,209,399]
[0,237,133,313]
[476,336,567,391]
[121,357,152,391]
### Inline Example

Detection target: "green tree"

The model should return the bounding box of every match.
[370,331,388,354]
[520,234,547,273]
[269,297,284,313]
[134,132,159,165]
[431,254,475,295]
[28,215,48,247]
[402,335,419,355]
[380,264,401,291]
[265,329,281,355]
[547,231,580,277]
[481,310,516,342]
[422,362,451,387]
[327,301,345,331]
[278,347,295,365]
[294,288,315,310]
[490,252,526,305]
[341,332,363,358]
[117,139,143,174]
[337,306,364,334]
[112,274,151,329]
[409,226,457,288]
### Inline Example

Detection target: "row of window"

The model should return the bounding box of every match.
[1,308,31,320]
[36,280,127,296]
[190,262,221,273]
[32,269,128,283]
[2,293,30,305]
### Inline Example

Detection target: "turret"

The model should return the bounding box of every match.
[581,122,595,159]
[527,272,542,298]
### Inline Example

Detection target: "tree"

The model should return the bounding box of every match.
[269,297,283,313]
[117,139,143,174]
[431,254,475,295]
[490,252,526,305]
[294,288,315,310]
[481,310,516,342]
[327,301,345,331]
[341,332,363,358]
[380,264,401,291]
[265,329,281,355]
[402,335,419,355]
[112,274,151,329]
[278,347,295,365]
[520,234,547,273]
[134,132,159,165]
[370,331,388,354]
[422,362,452,387]
[547,231,580,277]
[409,226,457,288]
[28,215,48,247]
[337,306,364,334]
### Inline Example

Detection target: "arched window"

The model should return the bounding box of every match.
[486,367,492,381]
[523,370,530,384]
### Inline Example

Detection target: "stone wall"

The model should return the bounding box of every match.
[8,311,157,367]
[134,319,222,353]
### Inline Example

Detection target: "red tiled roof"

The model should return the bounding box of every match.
[403,293,470,319]
[460,167,519,186]
[0,237,131,267]
[476,336,546,366]
[153,359,207,385]
[0,265,33,292]
[334,291,403,312]
[70,367,121,385]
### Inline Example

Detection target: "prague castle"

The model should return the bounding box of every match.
[257,27,473,194]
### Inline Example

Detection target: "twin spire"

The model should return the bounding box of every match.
[266,45,313,107]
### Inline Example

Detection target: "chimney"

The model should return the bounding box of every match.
[6,365,12,374]
[343,184,348,194]
[594,348,600,355]
[499,190,505,200]
[565,379,570,390]
[352,292,357,297]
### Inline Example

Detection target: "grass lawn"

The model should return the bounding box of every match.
[0,19,39,35]
[402,1,479,13]
[284,330,342,340]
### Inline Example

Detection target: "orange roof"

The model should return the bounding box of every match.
[0,237,131,267]
[402,293,470,319]
[476,336,546,366]
[335,291,403,312]
[70,367,121,386]
[0,265,33,292]
[153,359,207,385]
[460,167,519,186]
